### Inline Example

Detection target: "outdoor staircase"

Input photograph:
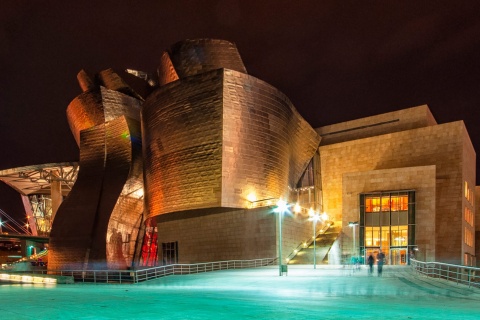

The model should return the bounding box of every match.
[288,224,342,265]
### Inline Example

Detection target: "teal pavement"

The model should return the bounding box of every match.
[1,265,479,319]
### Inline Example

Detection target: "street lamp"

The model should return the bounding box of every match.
[308,210,321,269]
[275,199,288,276]
[348,221,359,262]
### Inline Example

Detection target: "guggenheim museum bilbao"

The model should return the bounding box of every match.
[0,39,478,270]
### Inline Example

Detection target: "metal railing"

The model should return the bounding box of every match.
[286,221,333,263]
[410,259,480,288]
[6,257,276,284]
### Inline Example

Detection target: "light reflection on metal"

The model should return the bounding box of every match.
[143,40,320,218]
[49,69,146,270]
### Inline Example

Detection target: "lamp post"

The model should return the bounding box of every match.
[308,211,321,269]
[348,221,359,261]
[275,199,288,276]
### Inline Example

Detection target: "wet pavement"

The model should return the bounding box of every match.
[1,265,479,319]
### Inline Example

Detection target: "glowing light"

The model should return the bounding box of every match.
[308,211,321,222]
[0,273,57,284]
[275,199,288,213]
[247,193,257,203]
[133,188,144,199]
[321,212,329,221]
[294,203,301,213]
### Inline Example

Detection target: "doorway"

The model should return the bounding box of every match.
[390,248,407,265]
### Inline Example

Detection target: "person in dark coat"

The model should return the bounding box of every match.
[367,253,374,275]
[377,250,385,276]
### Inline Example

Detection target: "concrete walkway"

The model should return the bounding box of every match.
[1,265,479,319]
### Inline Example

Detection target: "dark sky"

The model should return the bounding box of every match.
[1,1,480,180]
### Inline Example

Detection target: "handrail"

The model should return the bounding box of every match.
[286,221,333,263]
[410,259,480,288]
[5,257,276,284]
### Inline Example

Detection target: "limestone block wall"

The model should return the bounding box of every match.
[342,166,436,261]
[281,212,317,263]
[316,105,437,146]
[319,121,471,264]
[461,126,476,265]
[155,206,312,264]
[156,207,277,264]
[475,186,480,264]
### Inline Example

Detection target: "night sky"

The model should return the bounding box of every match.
[1,1,480,216]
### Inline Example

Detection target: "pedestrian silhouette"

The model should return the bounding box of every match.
[377,250,385,276]
[367,253,374,275]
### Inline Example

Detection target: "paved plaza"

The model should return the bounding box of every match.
[1,265,480,319]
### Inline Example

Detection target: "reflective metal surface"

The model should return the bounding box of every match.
[49,69,145,270]
[143,40,320,218]
[48,39,320,269]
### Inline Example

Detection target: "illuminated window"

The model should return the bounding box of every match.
[360,191,415,266]
[365,197,380,212]
[464,227,473,247]
[465,207,474,226]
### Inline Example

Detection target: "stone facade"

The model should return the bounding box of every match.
[475,186,480,263]
[317,106,476,265]
[342,166,436,261]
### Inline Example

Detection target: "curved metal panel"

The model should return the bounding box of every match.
[158,51,179,86]
[168,39,247,79]
[77,69,96,92]
[51,70,146,270]
[142,70,224,218]
[142,68,320,218]
[98,68,145,101]
[222,69,321,207]
[49,124,107,270]
[101,87,142,122]
[66,91,104,146]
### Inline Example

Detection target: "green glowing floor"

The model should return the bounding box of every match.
[1,265,479,319]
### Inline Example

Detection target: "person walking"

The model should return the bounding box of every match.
[367,253,374,275]
[377,250,385,276]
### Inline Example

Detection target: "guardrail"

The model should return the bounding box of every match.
[6,257,276,284]
[410,259,480,288]
[286,221,333,263]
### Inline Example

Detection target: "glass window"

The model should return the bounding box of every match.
[360,191,415,265]
[366,197,380,212]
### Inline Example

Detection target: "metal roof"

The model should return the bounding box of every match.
[0,162,78,196]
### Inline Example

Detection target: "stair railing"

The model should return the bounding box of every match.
[285,220,333,263]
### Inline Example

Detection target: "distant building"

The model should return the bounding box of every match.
[0,39,477,269]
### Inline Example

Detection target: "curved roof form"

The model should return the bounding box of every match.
[0,162,78,196]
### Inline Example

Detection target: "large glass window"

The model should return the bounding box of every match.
[360,191,415,265]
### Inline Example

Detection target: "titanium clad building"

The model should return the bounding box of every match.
[0,39,477,269]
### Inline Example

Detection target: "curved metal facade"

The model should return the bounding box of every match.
[143,40,320,218]
[158,39,247,85]
[49,70,146,270]
[49,38,319,269]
